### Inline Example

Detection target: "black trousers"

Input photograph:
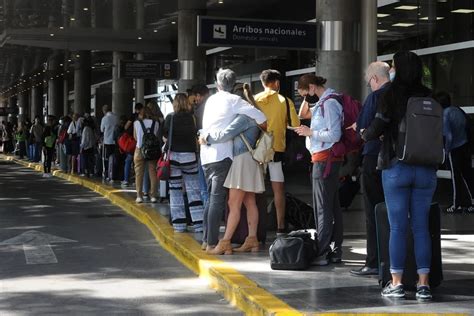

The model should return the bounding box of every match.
[449,143,474,207]
[361,155,385,268]
[43,147,54,173]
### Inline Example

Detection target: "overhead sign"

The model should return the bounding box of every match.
[198,16,317,50]
[0,107,16,116]
[119,60,178,80]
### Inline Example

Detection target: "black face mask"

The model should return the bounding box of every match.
[305,95,319,106]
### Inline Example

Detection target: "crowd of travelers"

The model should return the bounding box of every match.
[1,50,473,302]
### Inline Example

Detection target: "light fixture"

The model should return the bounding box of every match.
[392,22,415,27]
[451,9,474,14]
[76,54,80,58]
[153,29,158,33]
[101,62,105,66]
[68,59,72,62]
[92,66,95,69]
[70,17,75,21]
[377,29,388,33]
[395,5,418,10]
[377,13,390,18]
[50,33,54,37]
[59,26,64,30]
[83,7,89,11]
[218,0,224,3]
[59,63,63,67]
[171,21,176,24]
[419,16,445,20]
[138,36,142,40]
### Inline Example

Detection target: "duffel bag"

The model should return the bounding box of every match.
[269,230,318,270]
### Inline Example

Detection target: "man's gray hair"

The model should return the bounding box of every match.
[216,68,236,92]
[365,61,390,81]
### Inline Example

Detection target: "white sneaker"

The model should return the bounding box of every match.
[42,173,47,178]
[135,197,144,203]
[150,197,157,203]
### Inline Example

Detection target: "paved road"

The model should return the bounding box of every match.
[0,160,240,316]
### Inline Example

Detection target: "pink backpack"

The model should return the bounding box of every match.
[320,93,362,177]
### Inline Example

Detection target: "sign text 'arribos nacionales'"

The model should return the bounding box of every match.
[197,16,317,50]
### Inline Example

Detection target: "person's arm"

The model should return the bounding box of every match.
[361,113,389,142]
[100,118,105,133]
[233,98,266,124]
[311,99,342,143]
[443,110,452,152]
[206,115,253,144]
[133,122,138,141]
[124,120,133,131]
[356,93,377,132]
[298,99,312,120]
[162,115,171,139]
[288,99,301,127]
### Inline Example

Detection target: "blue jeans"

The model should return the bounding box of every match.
[382,162,437,275]
[123,153,133,182]
[34,142,42,162]
[29,144,35,160]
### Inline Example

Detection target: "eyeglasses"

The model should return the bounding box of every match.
[366,77,373,88]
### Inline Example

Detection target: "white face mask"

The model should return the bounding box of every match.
[389,71,396,82]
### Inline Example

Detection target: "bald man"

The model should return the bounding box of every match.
[351,61,391,276]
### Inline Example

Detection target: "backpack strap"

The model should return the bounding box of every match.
[150,120,156,134]
[139,119,147,134]
[284,97,292,126]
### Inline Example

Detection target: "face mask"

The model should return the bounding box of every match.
[389,71,396,82]
[305,94,319,106]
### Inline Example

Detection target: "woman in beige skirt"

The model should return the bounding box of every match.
[200,83,267,255]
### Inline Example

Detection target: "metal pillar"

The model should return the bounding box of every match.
[30,85,43,121]
[135,0,145,105]
[48,53,64,117]
[18,56,31,122]
[177,0,206,93]
[361,0,377,100]
[112,0,134,117]
[316,0,361,100]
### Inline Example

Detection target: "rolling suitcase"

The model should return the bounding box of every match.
[375,202,443,289]
[226,193,267,245]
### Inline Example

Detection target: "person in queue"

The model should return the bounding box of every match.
[200,68,266,252]
[361,51,435,300]
[294,74,344,266]
[163,93,204,233]
[202,83,267,255]
[351,61,391,276]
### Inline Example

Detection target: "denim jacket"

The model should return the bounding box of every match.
[206,114,260,157]
[307,88,343,154]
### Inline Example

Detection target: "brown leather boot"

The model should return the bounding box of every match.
[233,236,259,253]
[207,239,232,255]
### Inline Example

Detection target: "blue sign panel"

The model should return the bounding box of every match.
[198,16,317,50]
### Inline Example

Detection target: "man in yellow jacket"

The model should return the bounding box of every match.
[254,69,300,235]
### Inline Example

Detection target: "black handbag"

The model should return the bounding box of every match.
[269,230,318,270]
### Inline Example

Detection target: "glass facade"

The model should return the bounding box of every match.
[377,0,474,106]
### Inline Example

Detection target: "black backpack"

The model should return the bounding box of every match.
[457,107,474,154]
[396,97,445,166]
[269,230,318,270]
[139,120,161,160]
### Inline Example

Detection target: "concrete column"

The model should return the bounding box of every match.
[112,0,134,117]
[30,85,43,121]
[9,96,17,124]
[361,0,377,100]
[0,99,7,123]
[135,0,145,105]
[73,51,91,115]
[177,0,206,93]
[47,53,64,117]
[316,0,361,100]
[18,91,29,123]
[72,0,91,115]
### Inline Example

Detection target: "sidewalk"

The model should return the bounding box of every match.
[3,154,473,315]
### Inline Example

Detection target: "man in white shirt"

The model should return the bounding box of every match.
[100,104,118,182]
[200,68,266,250]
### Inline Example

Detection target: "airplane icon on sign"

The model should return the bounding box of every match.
[213,24,226,39]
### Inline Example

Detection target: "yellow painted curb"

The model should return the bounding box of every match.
[1,155,301,316]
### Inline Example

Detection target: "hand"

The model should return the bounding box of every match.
[198,136,207,145]
[294,125,312,137]
[359,128,365,135]
[346,122,357,131]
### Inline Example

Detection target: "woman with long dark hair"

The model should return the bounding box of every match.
[362,51,435,300]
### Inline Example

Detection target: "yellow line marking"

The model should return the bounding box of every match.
[2,155,301,316]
